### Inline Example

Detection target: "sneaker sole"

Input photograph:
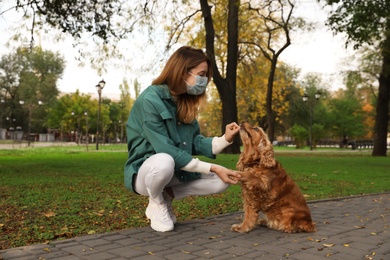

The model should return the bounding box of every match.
[146,209,174,232]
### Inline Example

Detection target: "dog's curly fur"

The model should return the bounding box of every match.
[231,122,316,233]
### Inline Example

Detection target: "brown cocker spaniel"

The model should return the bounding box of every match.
[231,122,316,233]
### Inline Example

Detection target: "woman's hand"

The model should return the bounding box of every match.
[224,122,240,143]
[211,164,241,184]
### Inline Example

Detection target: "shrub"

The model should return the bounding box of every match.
[290,124,307,149]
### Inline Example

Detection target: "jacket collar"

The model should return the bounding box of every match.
[151,84,173,100]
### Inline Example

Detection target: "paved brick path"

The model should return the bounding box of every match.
[1,193,389,260]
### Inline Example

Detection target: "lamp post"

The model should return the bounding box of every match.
[84,111,89,151]
[0,94,5,141]
[302,92,321,150]
[0,92,5,130]
[71,111,75,143]
[119,120,123,143]
[95,79,106,150]
[19,100,25,144]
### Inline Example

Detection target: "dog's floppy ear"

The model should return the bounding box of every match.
[258,129,276,168]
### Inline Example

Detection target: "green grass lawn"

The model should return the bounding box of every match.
[0,145,389,249]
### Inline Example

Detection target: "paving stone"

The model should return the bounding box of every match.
[112,237,145,246]
[106,246,146,258]
[222,245,256,256]
[79,238,112,247]
[132,254,167,260]
[49,240,80,248]
[60,244,96,256]
[52,255,84,260]
[81,251,118,260]
[99,234,129,241]
[203,241,233,251]
[162,251,198,260]
[91,242,123,252]
[191,248,226,258]
[34,249,71,259]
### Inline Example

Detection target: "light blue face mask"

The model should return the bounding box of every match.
[186,72,208,95]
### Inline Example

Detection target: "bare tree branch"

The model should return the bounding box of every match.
[165,9,202,50]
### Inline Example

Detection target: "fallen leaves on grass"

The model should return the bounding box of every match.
[94,210,105,217]
[43,212,56,218]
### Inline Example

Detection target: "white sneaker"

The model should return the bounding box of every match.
[145,198,174,232]
[163,192,177,224]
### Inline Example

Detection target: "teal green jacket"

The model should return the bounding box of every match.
[124,84,215,193]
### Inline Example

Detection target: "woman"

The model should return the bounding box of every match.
[124,46,241,232]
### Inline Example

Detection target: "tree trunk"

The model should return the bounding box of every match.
[200,0,240,154]
[266,59,277,141]
[372,27,390,156]
[219,79,240,154]
[258,1,293,142]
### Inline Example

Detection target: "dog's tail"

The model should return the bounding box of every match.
[294,218,317,233]
[291,211,317,233]
[299,221,316,233]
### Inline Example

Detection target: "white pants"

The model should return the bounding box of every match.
[134,153,229,204]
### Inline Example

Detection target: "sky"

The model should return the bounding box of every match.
[0,0,356,99]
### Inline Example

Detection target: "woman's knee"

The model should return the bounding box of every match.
[151,153,175,176]
[213,180,230,194]
[207,173,230,194]
[135,153,175,195]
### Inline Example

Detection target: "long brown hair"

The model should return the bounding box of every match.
[152,46,212,123]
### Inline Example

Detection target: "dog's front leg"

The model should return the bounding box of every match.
[231,202,259,233]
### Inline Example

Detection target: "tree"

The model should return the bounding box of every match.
[349,47,383,140]
[244,0,294,141]
[0,46,65,136]
[11,0,130,43]
[342,69,377,139]
[328,98,366,140]
[236,58,295,133]
[320,0,390,156]
[280,68,307,135]
[107,101,123,143]
[118,79,135,142]
[0,51,24,130]
[198,0,297,151]
[48,90,95,143]
[200,57,298,140]
[3,1,142,73]
[198,0,240,153]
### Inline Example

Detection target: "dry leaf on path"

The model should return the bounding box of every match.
[323,243,335,247]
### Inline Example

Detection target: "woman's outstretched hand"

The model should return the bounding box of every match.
[211,164,241,184]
